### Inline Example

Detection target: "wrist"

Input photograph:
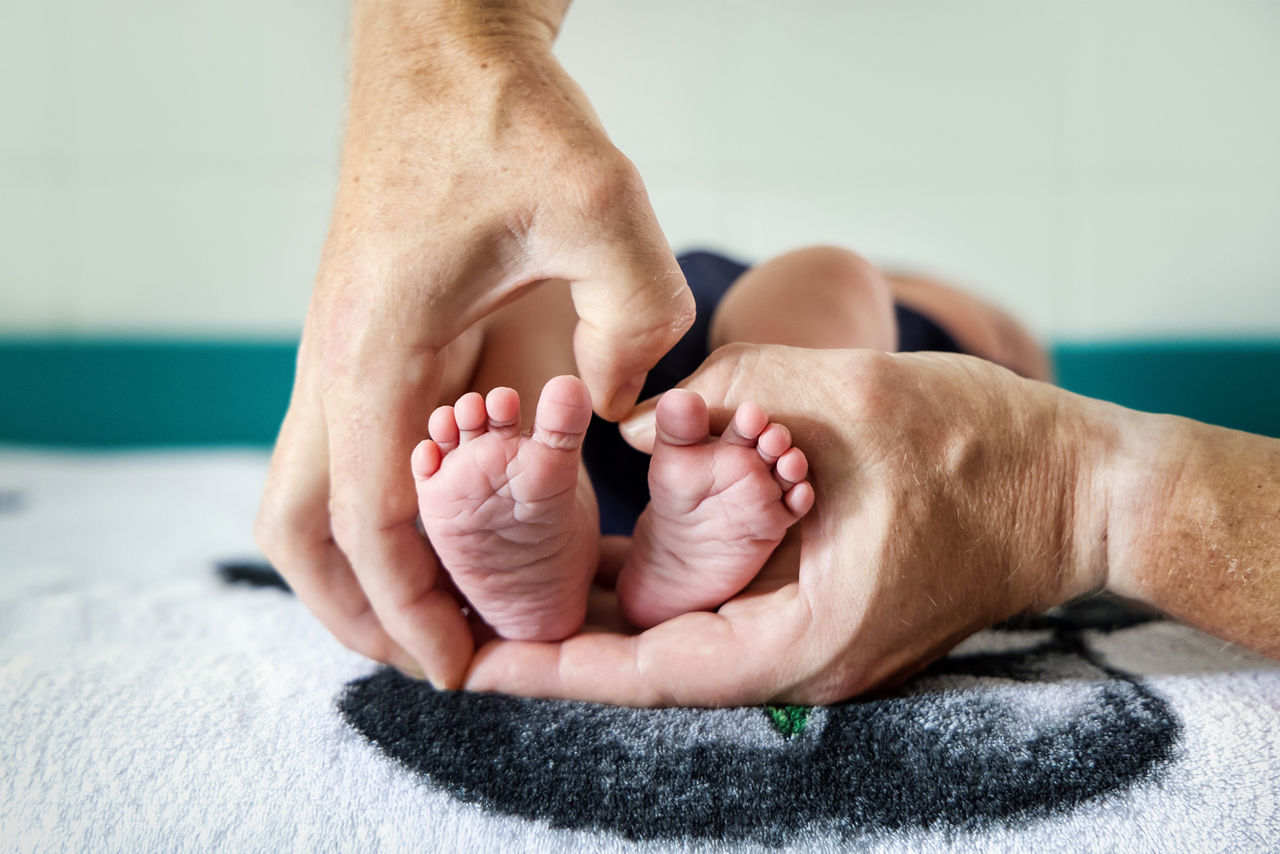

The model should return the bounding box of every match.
[1025,387,1146,611]
[1077,397,1182,604]
[1099,407,1203,605]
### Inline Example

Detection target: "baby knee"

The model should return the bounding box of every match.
[794,245,893,310]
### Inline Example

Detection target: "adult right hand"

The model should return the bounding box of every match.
[466,344,1280,706]
[255,0,693,687]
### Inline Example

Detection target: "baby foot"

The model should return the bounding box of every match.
[412,375,599,642]
[616,389,814,628]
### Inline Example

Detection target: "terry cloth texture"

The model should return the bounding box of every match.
[583,249,966,535]
[2,449,1279,852]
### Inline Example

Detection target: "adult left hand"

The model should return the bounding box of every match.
[463,344,1111,706]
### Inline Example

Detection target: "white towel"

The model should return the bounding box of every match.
[1,449,1277,852]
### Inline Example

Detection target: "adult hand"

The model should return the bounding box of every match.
[469,344,1280,706]
[464,344,1118,705]
[255,1,693,686]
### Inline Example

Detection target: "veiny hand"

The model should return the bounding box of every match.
[464,345,1112,705]
[255,2,693,686]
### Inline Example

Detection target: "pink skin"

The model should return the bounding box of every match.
[415,376,813,640]
[412,376,599,642]
[616,388,814,629]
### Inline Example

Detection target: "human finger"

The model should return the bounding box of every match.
[465,588,808,707]
[325,355,474,688]
[558,169,696,421]
[616,344,764,452]
[255,378,422,675]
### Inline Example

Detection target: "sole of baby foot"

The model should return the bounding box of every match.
[616,388,813,629]
[412,375,600,641]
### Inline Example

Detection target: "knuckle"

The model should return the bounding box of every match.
[327,500,364,551]
[563,150,645,221]
[703,340,752,371]
[611,281,695,352]
[311,318,377,391]
[306,276,445,387]
[789,653,874,705]
[328,485,409,546]
[256,476,335,560]
[253,493,299,560]
[251,508,280,556]
[791,678,859,707]
[668,284,697,338]
[695,343,752,398]
[838,349,900,412]
[328,501,412,561]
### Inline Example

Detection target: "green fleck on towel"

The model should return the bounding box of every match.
[765,705,813,738]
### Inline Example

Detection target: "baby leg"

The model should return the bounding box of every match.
[704,244,1050,377]
[708,245,899,352]
[885,270,1053,381]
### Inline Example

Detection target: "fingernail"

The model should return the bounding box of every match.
[619,408,657,448]
[609,372,648,416]
[427,672,454,692]
[390,656,426,681]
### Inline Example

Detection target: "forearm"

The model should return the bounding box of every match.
[1099,407,1280,658]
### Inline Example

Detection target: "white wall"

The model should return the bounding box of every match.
[2,0,1278,340]
[0,0,346,335]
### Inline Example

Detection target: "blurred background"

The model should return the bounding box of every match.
[2,0,1278,444]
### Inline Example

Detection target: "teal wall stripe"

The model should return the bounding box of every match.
[1052,341,1280,440]
[0,338,297,447]
[1,337,1278,446]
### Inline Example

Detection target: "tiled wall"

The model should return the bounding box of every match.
[3,0,1278,340]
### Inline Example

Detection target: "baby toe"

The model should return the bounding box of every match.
[532,375,593,451]
[654,388,710,448]
[485,387,522,434]
[756,423,792,463]
[774,446,808,488]
[410,439,443,481]
[784,481,815,517]
[722,401,769,447]
[428,404,461,452]
[454,392,489,441]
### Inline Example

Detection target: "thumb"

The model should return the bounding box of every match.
[568,245,694,421]
[618,342,757,452]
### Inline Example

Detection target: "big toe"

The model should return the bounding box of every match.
[654,388,710,447]
[532,375,594,450]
